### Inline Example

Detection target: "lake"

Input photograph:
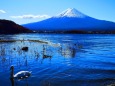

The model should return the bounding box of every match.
[0,34,115,86]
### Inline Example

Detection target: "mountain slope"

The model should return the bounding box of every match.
[23,8,115,32]
[0,19,32,34]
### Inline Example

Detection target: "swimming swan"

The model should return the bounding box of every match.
[10,66,31,80]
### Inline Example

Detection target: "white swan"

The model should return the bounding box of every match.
[10,66,31,80]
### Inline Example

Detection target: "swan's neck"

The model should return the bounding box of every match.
[10,69,14,78]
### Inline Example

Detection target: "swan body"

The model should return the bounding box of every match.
[10,66,31,80]
[14,71,31,80]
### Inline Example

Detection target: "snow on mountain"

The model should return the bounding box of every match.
[56,8,87,18]
[23,8,115,32]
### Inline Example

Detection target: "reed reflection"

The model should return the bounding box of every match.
[58,43,79,58]
[0,40,82,71]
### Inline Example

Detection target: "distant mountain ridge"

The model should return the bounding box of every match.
[23,8,115,33]
[0,19,32,34]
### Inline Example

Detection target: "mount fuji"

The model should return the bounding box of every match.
[23,8,115,33]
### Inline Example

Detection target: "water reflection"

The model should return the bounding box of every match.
[0,40,82,69]
[0,34,115,86]
[10,77,29,86]
[42,45,52,59]
[40,45,53,64]
[10,78,14,86]
[0,37,83,86]
[58,43,81,58]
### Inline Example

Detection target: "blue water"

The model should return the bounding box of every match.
[0,34,115,86]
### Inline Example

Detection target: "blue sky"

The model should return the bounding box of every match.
[0,0,115,24]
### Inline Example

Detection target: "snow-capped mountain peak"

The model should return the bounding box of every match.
[23,8,115,32]
[57,8,87,18]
